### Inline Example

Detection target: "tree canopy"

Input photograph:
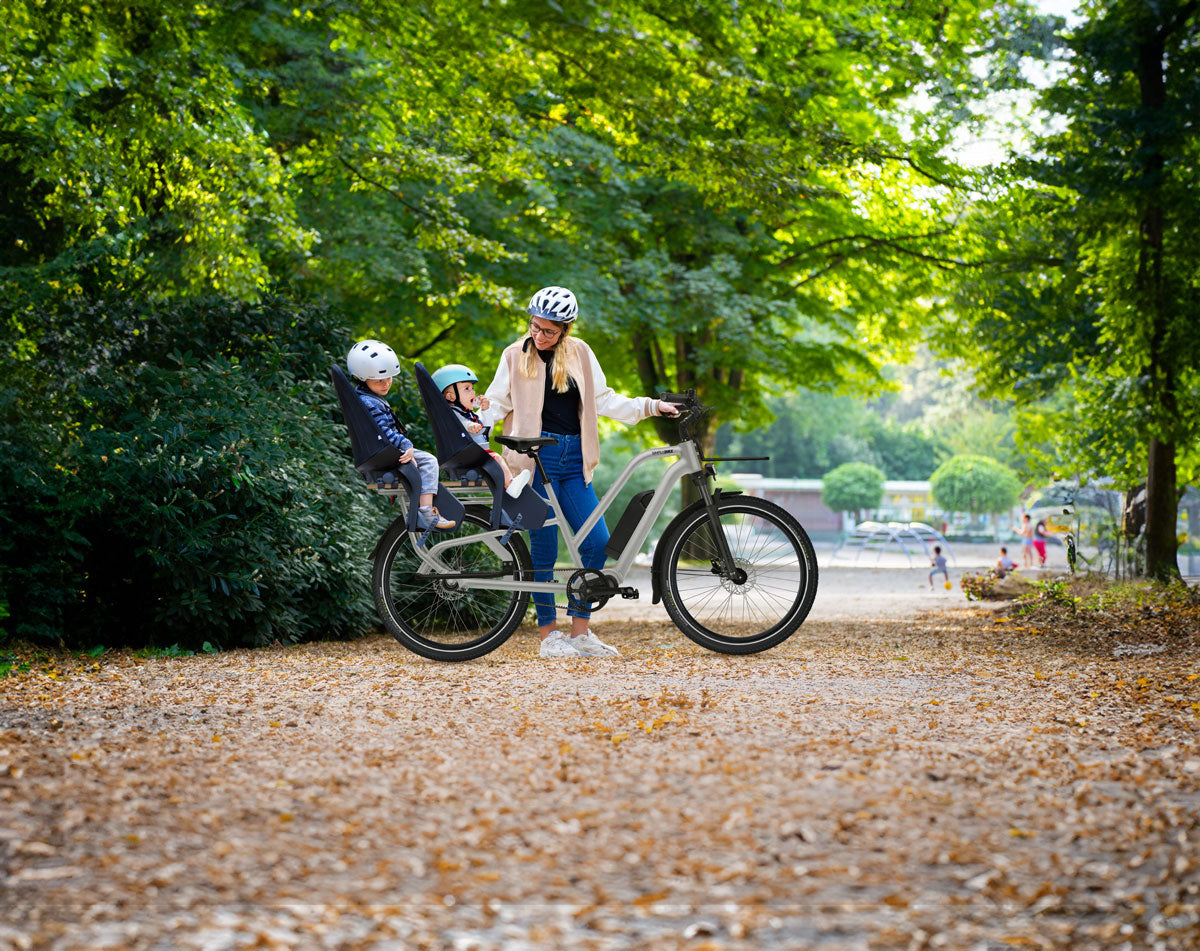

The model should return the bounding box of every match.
[3,0,1039,437]
[821,463,886,522]
[930,454,1022,517]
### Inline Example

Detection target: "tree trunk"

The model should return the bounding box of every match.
[1144,438,1180,580]
[1123,485,1147,541]
[1134,20,1182,582]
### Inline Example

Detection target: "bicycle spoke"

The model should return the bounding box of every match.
[665,501,814,646]
[376,512,529,656]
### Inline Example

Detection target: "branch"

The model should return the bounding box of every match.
[336,154,426,218]
[776,230,951,268]
[410,323,455,358]
[874,152,962,189]
[775,229,1062,272]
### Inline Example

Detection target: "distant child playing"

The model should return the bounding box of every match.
[349,340,454,532]
[929,546,950,589]
[433,363,532,498]
[995,546,1017,579]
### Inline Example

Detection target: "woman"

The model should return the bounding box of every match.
[482,285,679,659]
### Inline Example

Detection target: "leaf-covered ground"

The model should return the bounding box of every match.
[2,584,1198,950]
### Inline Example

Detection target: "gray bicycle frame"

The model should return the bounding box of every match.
[407,439,705,596]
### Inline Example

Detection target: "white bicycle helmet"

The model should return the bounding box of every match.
[527,285,578,323]
[347,339,402,380]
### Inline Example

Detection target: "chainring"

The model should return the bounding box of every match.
[565,568,614,612]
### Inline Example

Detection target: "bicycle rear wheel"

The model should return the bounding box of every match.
[372,507,531,661]
[659,496,817,654]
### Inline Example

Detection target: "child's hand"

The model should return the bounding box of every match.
[478,396,489,411]
[467,422,482,434]
[398,447,414,464]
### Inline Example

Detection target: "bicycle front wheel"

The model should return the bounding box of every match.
[659,496,818,654]
[372,507,532,661]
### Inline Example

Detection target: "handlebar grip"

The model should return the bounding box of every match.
[658,391,695,405]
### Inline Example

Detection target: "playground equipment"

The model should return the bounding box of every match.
[831,521,954,567]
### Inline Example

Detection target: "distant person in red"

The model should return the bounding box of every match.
[1033,518,1048,567]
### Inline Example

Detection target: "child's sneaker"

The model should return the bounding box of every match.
[417,508,456,532]
[539,631,581,658]
[570,630,620,658]
[506,468,533,498]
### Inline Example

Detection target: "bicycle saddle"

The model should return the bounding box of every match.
[496,434,559,454]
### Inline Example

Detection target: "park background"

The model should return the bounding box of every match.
[2,0,1198,652]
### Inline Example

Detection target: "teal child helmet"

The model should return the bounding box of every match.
[431,364,478,395]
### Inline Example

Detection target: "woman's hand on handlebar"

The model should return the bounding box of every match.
[657,400,682,417]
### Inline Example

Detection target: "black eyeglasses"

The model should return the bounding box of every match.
[528,320,563,340]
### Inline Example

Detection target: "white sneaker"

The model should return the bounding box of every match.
[539,630,581,658]
[506,468,532,498]
[570,630,620,658]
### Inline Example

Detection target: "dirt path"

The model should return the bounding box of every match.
[2,598,1199,950]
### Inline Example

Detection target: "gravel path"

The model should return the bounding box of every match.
[2,578,1198,950]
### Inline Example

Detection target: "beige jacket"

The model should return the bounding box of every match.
[482,336,658,485]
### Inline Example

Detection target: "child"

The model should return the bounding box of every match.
[1012,513,1035,568]
[348,340,454,532]
[929,545,950,589]
[432,364,532,499]
[995,546,1017,579]
[1033,518,1048,567]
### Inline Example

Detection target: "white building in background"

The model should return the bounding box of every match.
[726,475,937,537]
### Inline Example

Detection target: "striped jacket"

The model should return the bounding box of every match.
[355,385,413,453]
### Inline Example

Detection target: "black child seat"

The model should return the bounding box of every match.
[412,361,549,534]
[329,365,464,533]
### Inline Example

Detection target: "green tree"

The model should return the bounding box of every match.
[930,455,1022,525]
[0,1,316,298]
[941,0,1200,578]
[713,391,945,480]
[862,419,945,481]
[821,463,885,524]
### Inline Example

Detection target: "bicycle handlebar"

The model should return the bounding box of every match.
[657,389,711,443]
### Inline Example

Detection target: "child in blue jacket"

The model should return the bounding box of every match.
[348,340,453,531]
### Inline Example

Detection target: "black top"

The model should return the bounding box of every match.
[538,347,581,435]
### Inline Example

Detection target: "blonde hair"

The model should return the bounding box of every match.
[520,322,575,393]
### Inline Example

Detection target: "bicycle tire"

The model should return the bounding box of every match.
[372,506,532,662]
[658,496,818,654]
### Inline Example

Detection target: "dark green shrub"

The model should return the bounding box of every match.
[0,294,427,649]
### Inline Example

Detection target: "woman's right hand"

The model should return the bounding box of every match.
[657,400,682,417]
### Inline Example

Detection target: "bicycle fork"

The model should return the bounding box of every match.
[690,468,747,584]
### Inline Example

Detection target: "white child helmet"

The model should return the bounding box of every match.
[527,286,578,323]
[347,340,402,380]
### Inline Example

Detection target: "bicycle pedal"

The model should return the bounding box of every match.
[619,587,639,600]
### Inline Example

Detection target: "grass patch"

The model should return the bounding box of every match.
[1005,575,1200,641]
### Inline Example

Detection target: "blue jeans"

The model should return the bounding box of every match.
[411,449,440,497]
[530,432,610,626]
